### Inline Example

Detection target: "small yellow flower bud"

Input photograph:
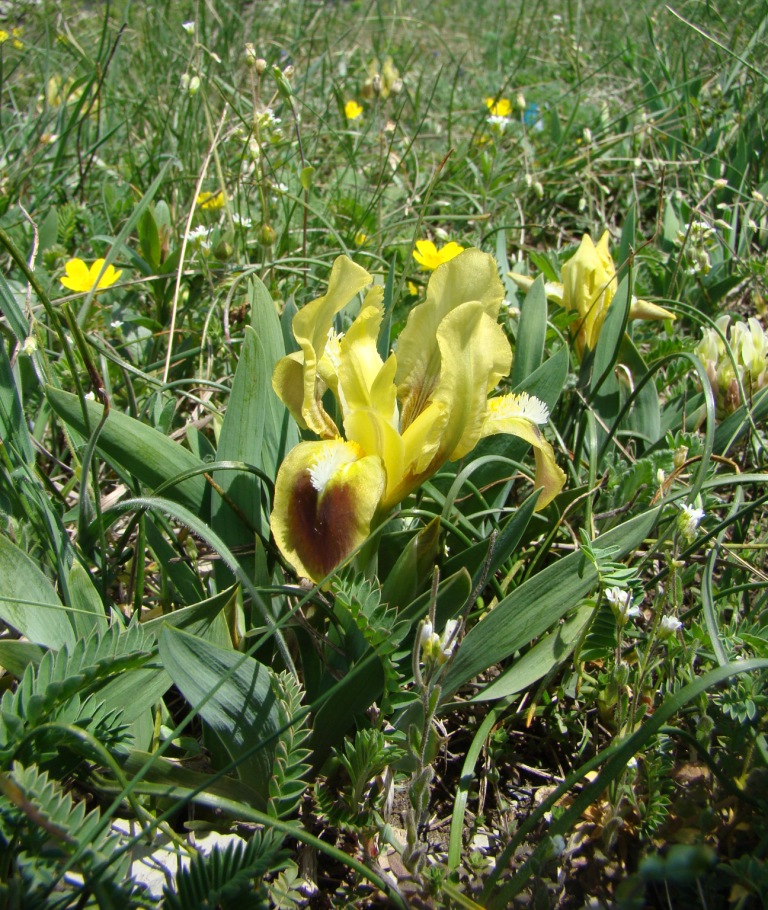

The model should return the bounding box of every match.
[244,44,258,67]
[258,223,276,246]
[181,73,201,95]
[673,445,688,469]
[214,240,234,261]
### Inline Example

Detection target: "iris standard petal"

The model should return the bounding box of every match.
[430,300,512,461]
[396,249,505,430]
[273,256,374,439]
[271,439,386,581]
[336,293,395,422]
[560,233,616,352]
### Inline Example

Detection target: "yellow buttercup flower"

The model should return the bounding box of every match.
[345,100,363,120]
[413,239,465,271]
[510,231,675,358]
[197,190,226,210]
[60,258,122,293]
[485,97,512,118]
[271,250,565,580]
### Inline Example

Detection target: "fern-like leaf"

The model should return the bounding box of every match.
[315,728,404,833]
[332,573,409,711]
[0,620,153,769]
[0,762,139,906]
[162,829,288,910]
[267,671,311,820]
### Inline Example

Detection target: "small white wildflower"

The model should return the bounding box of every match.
[606,587,641,624]
[419,620,434,647]
[659,615,683,638]
[110,319,123,329]
[186,225,211,246]
[487,114,510,131]
[185,226,212,252]
[678,503,705,541]
[627,756,639,770]
[181,20,195,34]
[232,212,253,228]
[84,391,96,401]
[438,619,459,663]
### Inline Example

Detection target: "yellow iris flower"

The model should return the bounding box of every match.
[510,232,675,358]
[271,250,565,581]
[412,239,465,271]
[60,258,122,293]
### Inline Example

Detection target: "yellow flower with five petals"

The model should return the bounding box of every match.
[196,190,226,210]
[270,250,565,581]
[485,97,512,118]
[345,100,363,120]
[412,239,465,271]
[59,258,122,293]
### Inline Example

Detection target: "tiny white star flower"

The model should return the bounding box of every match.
[182,20,195,34]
